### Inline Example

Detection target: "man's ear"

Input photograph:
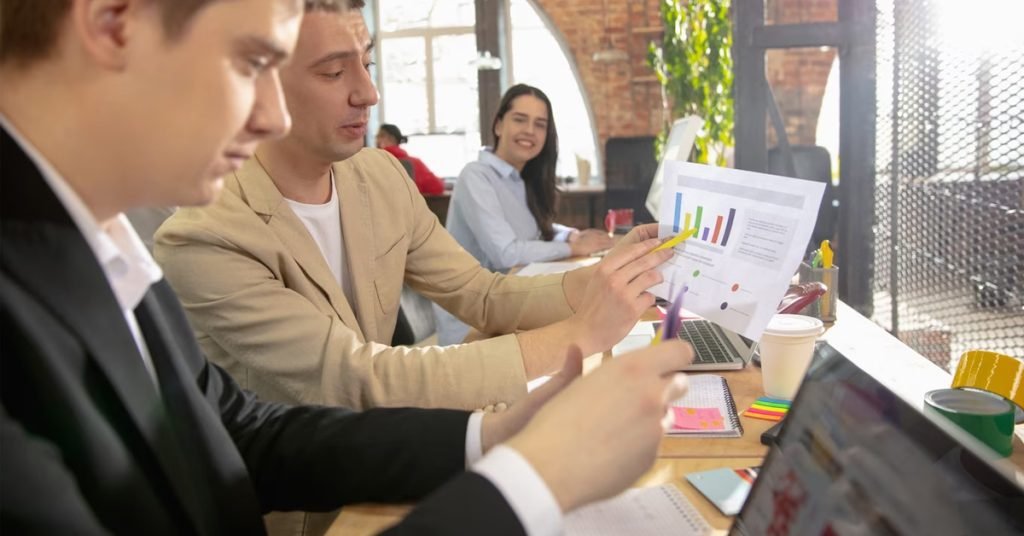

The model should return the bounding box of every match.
[70,0,135,70]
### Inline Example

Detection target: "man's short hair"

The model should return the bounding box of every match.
[0,0,368,67]
[0,0,222,67]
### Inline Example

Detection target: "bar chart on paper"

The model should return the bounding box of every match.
[671,192,737,247]
[655,162,825,341]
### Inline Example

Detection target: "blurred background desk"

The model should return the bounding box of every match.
[421,184,606,231]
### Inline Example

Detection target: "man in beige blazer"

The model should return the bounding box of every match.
[154,5,670,413]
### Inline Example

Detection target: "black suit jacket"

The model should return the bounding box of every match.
[0,128,524,535]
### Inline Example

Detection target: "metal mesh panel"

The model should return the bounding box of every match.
[873,0,1024,371]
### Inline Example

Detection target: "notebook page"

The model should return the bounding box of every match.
[668,374,742,437]
[565,484,713,535]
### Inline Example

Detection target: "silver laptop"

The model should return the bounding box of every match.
[666,319,756,370]
[612,319,756,371]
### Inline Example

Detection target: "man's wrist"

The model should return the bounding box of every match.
[505,435,575,512]
[562,266,592,311]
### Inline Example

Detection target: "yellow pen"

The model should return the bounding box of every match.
[821,240,834,269]
[652,228,698,253]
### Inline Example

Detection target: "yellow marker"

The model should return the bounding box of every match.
[650,326,664,346]
[821,239,834,269]
[652,228,698,253]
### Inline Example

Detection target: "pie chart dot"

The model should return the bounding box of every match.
[731,284,740,292]
[692,270,701,277]
[720,302,729,310]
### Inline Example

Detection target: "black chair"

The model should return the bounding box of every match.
[604,136,658,223]
[390,286,437,346]
[767,145,838,253]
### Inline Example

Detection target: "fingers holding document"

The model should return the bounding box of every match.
[568,238,673,354]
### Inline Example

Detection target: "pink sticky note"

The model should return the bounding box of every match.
[671,407,725,430]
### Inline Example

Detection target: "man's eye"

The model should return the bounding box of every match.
[322,71,343,79]
[248,57,270,72]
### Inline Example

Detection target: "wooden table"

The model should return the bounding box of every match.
[328,301,1024,535]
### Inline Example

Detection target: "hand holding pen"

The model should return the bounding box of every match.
[653,285,688,346]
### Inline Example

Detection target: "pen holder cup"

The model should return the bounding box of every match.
[798,263,838,323]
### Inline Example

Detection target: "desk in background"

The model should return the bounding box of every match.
[420,185,607,231]
[328,301,1024,535]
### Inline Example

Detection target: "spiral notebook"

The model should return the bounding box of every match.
[565,484,712,535]
[667,374,743,437]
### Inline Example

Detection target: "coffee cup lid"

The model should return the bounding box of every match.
[764,314,824,338]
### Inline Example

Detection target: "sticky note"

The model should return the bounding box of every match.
[672,407,725,430]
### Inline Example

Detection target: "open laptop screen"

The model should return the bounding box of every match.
[731,343,1024,535]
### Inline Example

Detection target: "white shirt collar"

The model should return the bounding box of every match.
[479,148,520,182]
[0,114,163,312]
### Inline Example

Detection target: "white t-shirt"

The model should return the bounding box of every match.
[285,175,354,307]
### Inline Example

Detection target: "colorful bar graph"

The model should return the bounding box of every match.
[721,208,736,247]
[712,215,724,243]
[673,192,683,233]
[670,193,737,247]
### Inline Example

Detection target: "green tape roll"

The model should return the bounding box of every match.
[924,389,1015,457]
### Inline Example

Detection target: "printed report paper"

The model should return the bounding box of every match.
[652,162,825,341]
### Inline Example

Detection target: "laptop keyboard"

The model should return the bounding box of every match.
[676,320,742,363]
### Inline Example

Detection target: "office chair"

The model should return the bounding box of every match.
[391,286,437,346]
[604,136,658,223]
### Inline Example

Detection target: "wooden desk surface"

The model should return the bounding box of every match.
[329,457,757,536]
[329,300,1024,534]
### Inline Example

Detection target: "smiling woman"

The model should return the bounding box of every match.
[435,83,614,344]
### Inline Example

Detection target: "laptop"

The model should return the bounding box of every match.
[729,342,1024,535]
[612,283,826,370]
[612,318,755,370]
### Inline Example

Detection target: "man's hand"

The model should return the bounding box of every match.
[505,340,693,512]
[479,347,585,453]
[564,236,673,356]
[567,229,614,257]
[609,223,661,251]
[562,223,662,310]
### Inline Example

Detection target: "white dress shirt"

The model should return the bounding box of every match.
[447,149,575,272]
[436,149,577,345]
[0,115,163,388]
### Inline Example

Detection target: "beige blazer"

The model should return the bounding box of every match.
[154,149,573,410]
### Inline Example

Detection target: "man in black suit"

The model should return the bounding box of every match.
[0,0,692,534]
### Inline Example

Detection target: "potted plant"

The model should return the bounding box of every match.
[647,0,734,166]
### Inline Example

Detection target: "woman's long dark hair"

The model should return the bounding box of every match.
[493,84,559,241]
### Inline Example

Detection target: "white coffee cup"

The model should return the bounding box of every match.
[759,314,825,400]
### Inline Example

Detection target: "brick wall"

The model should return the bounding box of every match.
[764,0,838,145]
[531,0,665,152]
[529,0,837,162]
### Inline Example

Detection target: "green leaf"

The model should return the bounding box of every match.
[648,0,734,166]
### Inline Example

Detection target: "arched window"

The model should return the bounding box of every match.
[507,0,600,182]
[372,0,598,182]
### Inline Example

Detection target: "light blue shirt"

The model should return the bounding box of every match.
[436,149,576,345]
[446,149,574,272]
